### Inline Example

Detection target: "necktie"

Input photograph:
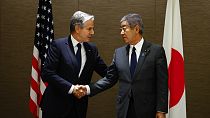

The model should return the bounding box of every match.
[130,47,137,78]
[76,43,81,69]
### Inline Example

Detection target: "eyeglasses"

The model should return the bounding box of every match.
[120,25,130,32]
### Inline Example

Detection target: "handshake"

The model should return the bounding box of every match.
[72,85,87,99]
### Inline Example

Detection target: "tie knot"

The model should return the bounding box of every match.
[77,43,81,48]
[132,47,136,52]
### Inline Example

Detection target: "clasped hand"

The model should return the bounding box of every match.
[72,85,87,99]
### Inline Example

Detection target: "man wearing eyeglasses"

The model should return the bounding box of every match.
[81,13,168,118]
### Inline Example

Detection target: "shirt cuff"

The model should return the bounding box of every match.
[68,85,75,94]
[85,85,90,95]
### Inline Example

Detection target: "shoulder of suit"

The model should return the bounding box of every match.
[113,45,128,53]
[53,37,68,44]
[115,45,125,50]
[83,42,98,52]
[85,42,96,47]
[150,43,162,49]
[50,37,68,49]
[144,40,162,49]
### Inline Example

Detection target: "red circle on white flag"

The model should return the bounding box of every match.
[168,48,185,108]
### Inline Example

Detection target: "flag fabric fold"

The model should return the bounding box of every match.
[29,0,54,117]
[163,0,187,118]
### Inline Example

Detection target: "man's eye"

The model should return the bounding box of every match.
[120,27,126,31]
[88,28,93,31]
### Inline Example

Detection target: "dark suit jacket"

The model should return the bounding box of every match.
[41,36,107,118]
[90,40,168,118]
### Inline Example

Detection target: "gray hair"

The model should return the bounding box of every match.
[70,11,94,33]
[120,13,144,34]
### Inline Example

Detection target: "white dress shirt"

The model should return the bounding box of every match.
[129,37,144,65]
[69,35,90,94]
[71,35,86,76]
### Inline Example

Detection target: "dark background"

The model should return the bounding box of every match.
[0,0,210,118]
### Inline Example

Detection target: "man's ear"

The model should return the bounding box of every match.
[75,25,80,33]
[135,25,140,33]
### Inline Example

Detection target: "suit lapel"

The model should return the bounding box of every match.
[133,40,151,79]
[79,42,93,77]
[126,45,131,79]
[65,37,80,74]
[121,45,131,80]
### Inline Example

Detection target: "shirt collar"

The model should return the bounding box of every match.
[71,35,82,47]
[130,37,144,52]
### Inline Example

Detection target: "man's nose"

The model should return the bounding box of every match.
[91,29,94,35]
[120,29,125,35]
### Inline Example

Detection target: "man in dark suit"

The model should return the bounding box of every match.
[80,13,168,118]
[40,11,107,118]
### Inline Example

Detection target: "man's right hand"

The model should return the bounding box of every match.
[72,85,87,99]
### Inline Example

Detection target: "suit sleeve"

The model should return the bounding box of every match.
[89,51,119,96]
[93,46,107,77]
[156,47,168,113]
[41,41,72,95]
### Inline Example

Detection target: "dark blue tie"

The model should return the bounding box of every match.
[130,47,137,78]
[76,43,81,69]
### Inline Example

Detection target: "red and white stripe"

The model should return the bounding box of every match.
[163,0,187,118]
[29,46,46,118]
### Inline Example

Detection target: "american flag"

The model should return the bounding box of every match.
[29,0,54,117]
